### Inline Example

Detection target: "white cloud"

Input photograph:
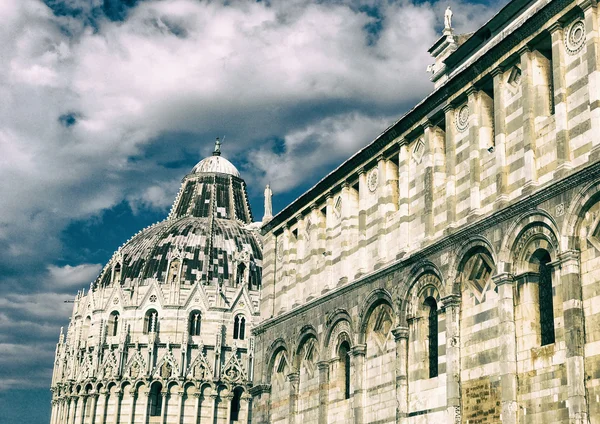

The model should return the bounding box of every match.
[47,263,103,290]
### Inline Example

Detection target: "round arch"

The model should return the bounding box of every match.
[358,288,393,344]
[562,180,600,250]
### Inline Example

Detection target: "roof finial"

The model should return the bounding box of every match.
[213,137,222,156]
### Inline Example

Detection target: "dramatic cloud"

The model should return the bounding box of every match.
[0,0,508,420]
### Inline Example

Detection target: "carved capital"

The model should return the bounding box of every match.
[350,344,366,357]
[547,22,563,34]
[391,326,409,341]
[441,294,461,308]
[286,372,300,383]
[316,360,330,372]
[442,103,454,113]
[491,272,514,286]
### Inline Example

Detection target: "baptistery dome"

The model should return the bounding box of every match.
[50,140,261,424]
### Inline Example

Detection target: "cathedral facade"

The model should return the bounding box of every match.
[251,0,600,423]
[50,144,263,423]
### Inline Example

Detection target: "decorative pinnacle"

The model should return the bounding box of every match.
[213,137,222,156]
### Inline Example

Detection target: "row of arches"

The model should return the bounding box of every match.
[51,380,250,424]
[260,196,598,423]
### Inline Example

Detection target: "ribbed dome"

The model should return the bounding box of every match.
[191,155,240,177]
[97,216,261,287]
[95,139,260,289]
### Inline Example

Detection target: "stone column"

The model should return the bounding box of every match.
[96,389,108,424]
[68,396,77,424]
[398,141,410,255]
[192,392,201,424]
[112,390,122,424]
[160,391,168,424]
[89,393,99,424]
[492,67,509,207]
[582,0,600,159]
[442,294,461,424]
[81,396,89,424]
[176,390,184,424]
[519,46,538,192]
[443,105,457,228]
[242,393,253,424]
[141,390,150,424]
[316,360,330,423]
[225,394,234,423]
[208,393,218,424]
[492,272,518,424]
[549,23,571,176]
[392,327,409,423]
[127,389,136,424]
[350,344,366,424]
[557,251,589,424]
[287,372,300,424]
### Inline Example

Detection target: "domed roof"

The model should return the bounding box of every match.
[94,138,261,289]
[190,137,240,177]
[191,155,240,177]
[97,216,261,287]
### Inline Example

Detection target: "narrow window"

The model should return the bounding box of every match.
[144,310,158,334]
[236,263,245,287]
[109,311,119,337]
[149,383,162,416]
[113,263,122,284]
[425,297,438,378]
[233,315,246,340]
[339,341,351,399]
[189,311,201,336]
[539,252,555,345]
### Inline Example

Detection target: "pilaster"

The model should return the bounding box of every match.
[398,141,410,256]
[492,67,509,208]
[519,46,539,192]
[442,294,461,423]
[549,23,572,176]
[466,87,482,217]
[392,327,409,423]
[557,250,588,424]
[581,0,600,159]
[422,121,436,239]
[443,105,457,229]
[317,360,330,424]
[492,272,518,424]
[350,344,366,424]
[287,372,300,424]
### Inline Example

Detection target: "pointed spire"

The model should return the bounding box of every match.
[213,137,222,156]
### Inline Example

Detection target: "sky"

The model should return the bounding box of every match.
[0,0,508,421]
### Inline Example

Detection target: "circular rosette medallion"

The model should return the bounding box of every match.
[565,20,585,55]
[455,104,469,132]
[368,168,379,192]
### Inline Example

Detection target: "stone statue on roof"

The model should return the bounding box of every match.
[444,6,453,30]
[263,184,273,222]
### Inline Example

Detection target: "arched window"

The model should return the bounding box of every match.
[537,251,555,345]
[144,309,158,334]
[149,383,162,416]
[231,387,243,421]
[339,341,351,399]
[424,297,438,378]
[82,316,92,342]
[113,263,122,285]
[233,315,246,340]
[236,263,246,287]
[108,311,119,337]
[189,310,201,336]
